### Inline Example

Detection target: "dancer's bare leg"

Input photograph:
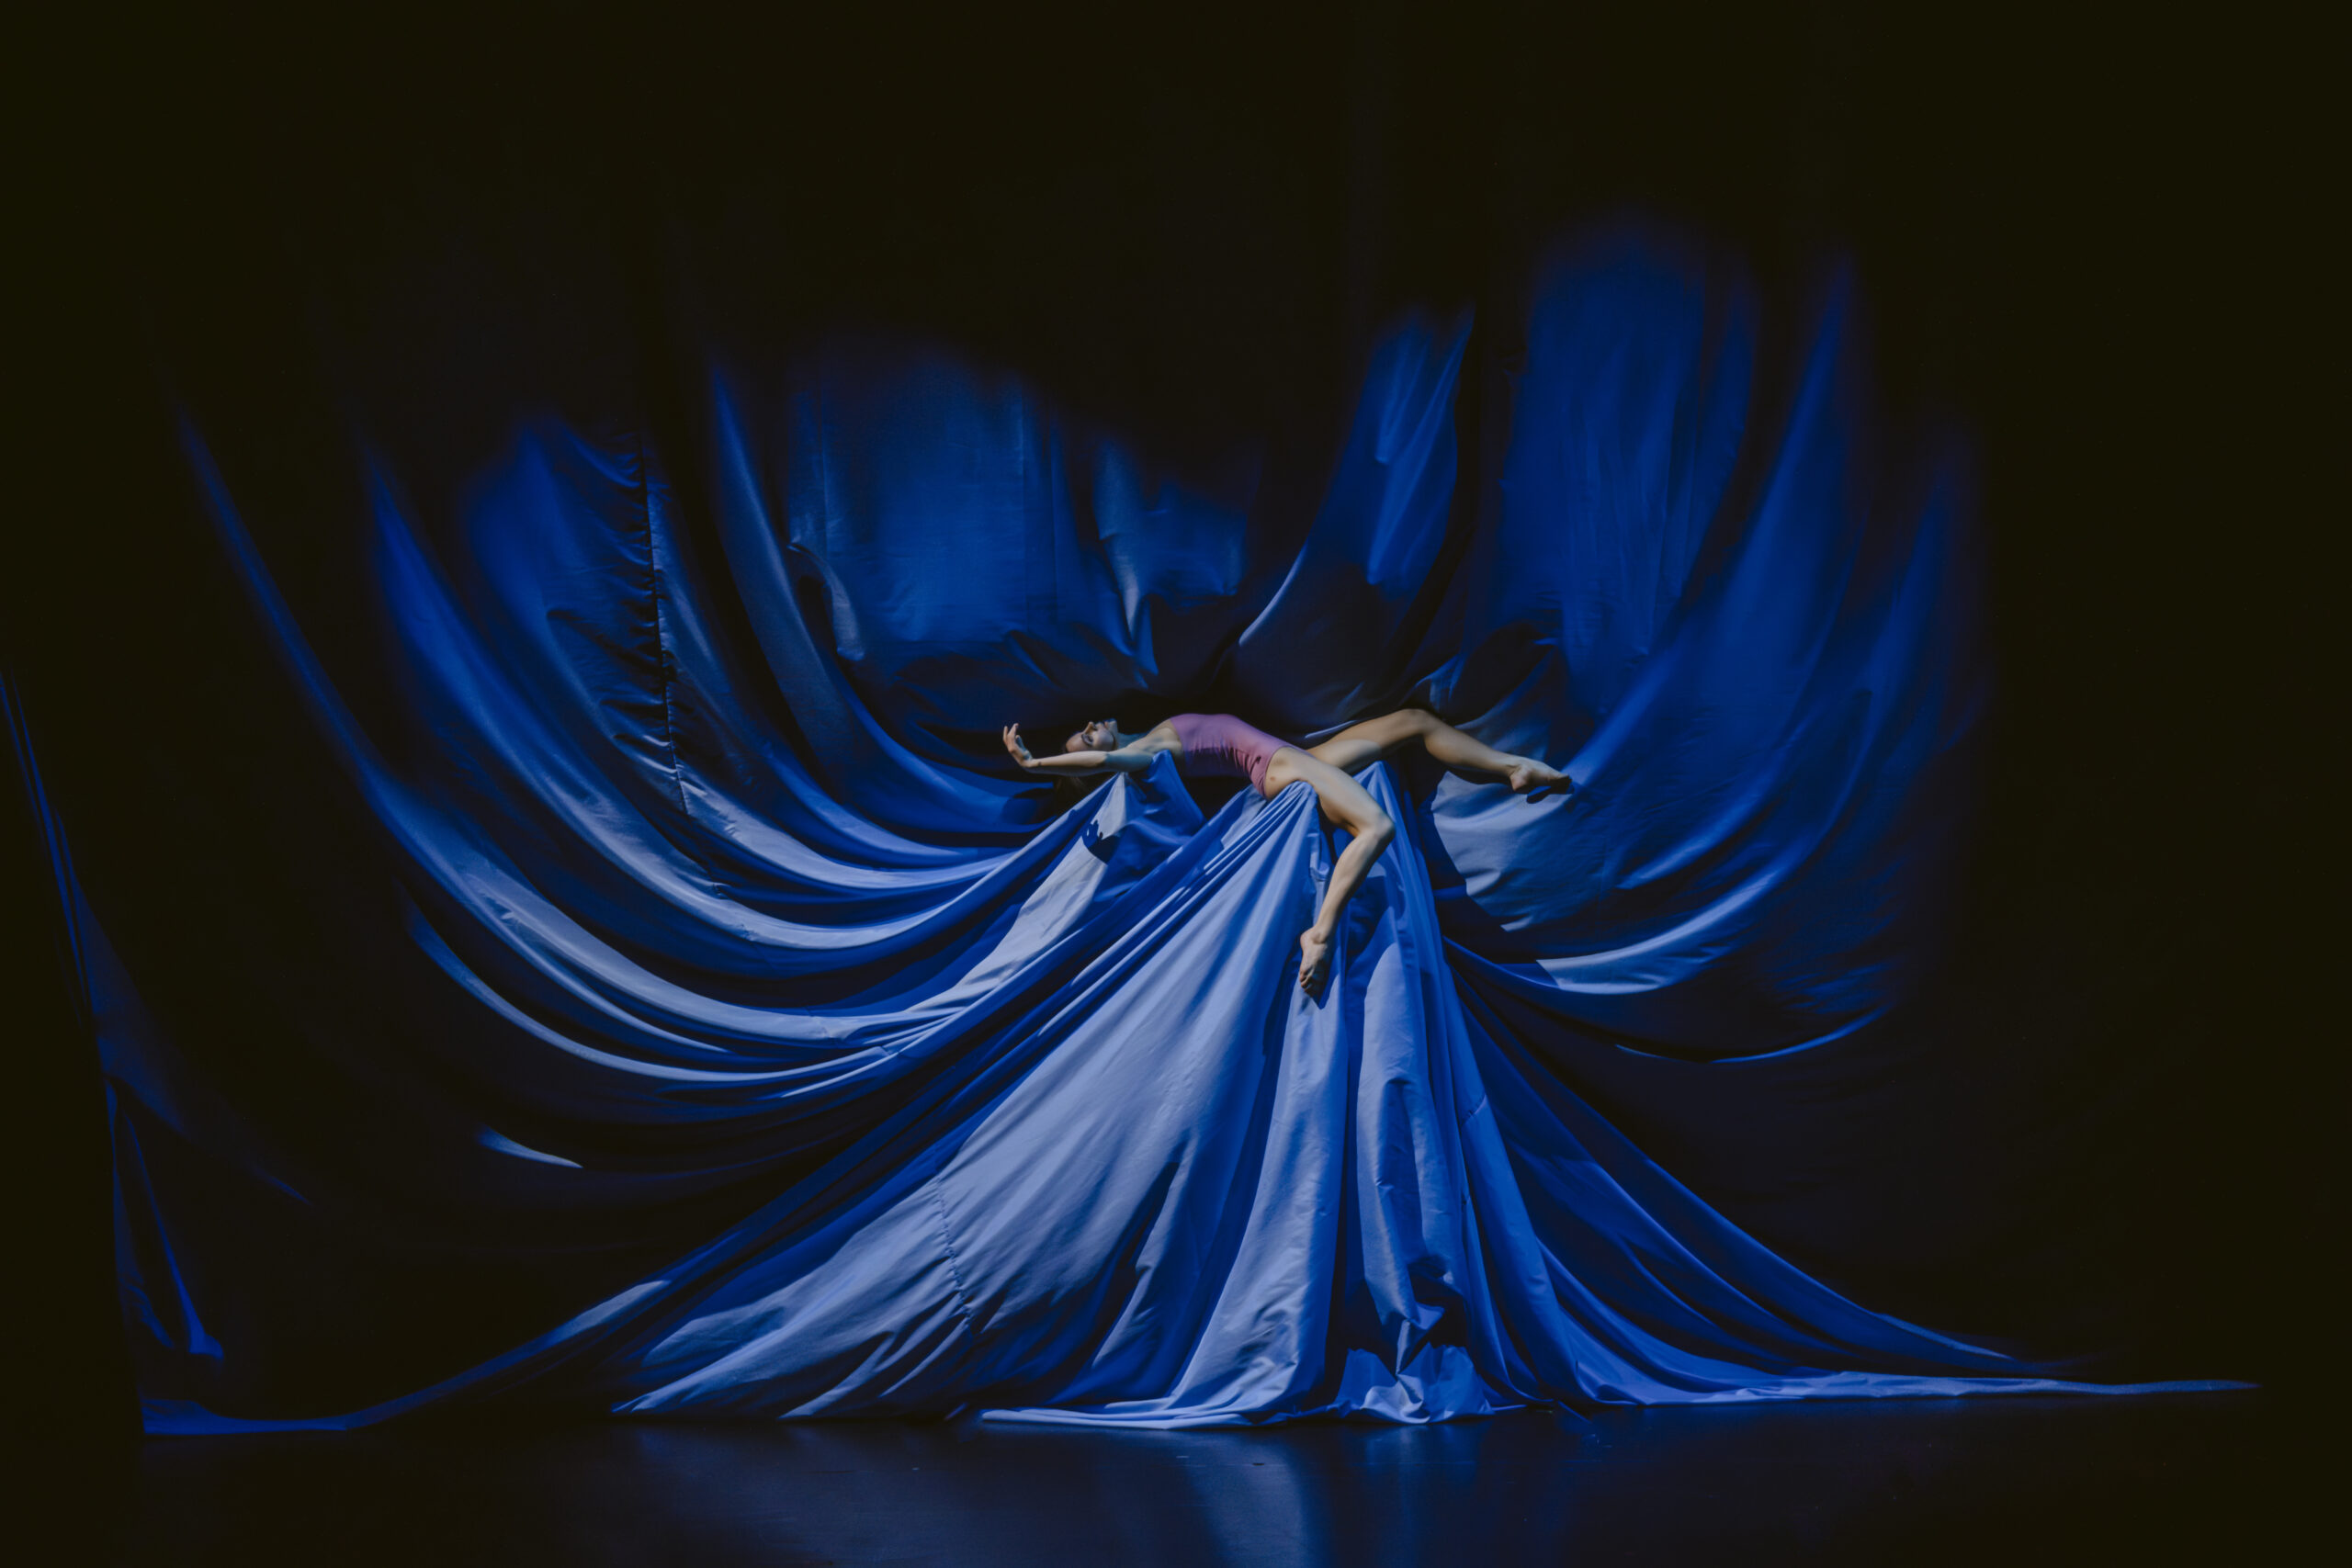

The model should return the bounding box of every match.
[1307,709,1566,794]
[1261,749,1395,996]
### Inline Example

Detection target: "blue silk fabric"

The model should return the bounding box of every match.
[68,240,2231,1432]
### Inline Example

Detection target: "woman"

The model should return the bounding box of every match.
[1003,710,1566,995]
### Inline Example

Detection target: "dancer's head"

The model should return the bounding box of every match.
[1065,719,1117,752]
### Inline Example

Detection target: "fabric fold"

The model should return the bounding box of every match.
[21,237,2236,1432]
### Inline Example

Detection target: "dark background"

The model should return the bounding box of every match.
[6,0,2333,1459]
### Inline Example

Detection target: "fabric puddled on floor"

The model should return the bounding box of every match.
[32,238,2232,1432]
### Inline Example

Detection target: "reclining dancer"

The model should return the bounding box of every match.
[1002,710,1567,995]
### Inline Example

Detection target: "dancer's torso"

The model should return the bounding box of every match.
[1161,713,1289,796]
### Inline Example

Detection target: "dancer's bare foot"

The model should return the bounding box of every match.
[1505,759,1569,795]
[1298,928,1334,995]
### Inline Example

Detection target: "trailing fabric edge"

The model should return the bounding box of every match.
[62,235,2248,1429]
[118,766,2240,1434]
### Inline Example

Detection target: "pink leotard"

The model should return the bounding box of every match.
[1166,713,1290,796]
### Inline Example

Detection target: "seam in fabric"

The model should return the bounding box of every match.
[925,1178,983,1340]
[636,432,694,819]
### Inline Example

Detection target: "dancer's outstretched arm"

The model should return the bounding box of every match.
[1002,725,1155,777]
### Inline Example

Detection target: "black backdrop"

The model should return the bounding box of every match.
[7,1,2333,1449]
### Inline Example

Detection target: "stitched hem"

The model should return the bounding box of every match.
[636,433,694,819]
[925,1179,982,1340]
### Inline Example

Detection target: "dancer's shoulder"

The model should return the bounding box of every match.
[1133,719,1186,752]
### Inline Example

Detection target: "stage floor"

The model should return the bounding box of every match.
[88,1392,2290,1564]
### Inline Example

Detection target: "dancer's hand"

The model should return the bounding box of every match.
[1298,928,1334,996]
[1003,725,1039,770]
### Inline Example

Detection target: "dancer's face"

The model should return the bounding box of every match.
[1066,719,1117,752]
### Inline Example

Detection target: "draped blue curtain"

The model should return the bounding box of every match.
[17,231,2237,1433]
